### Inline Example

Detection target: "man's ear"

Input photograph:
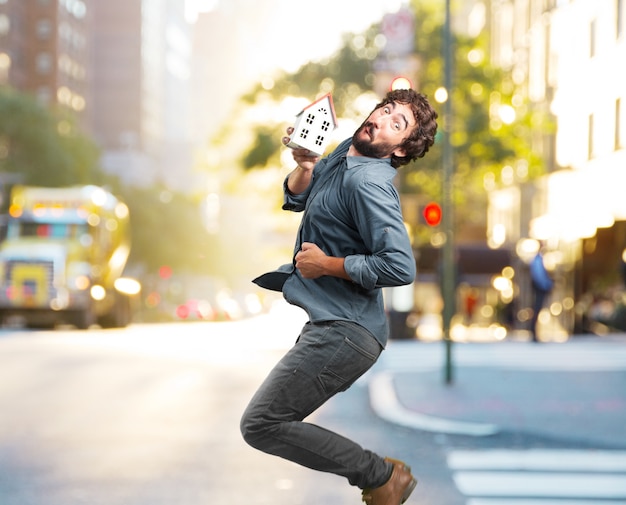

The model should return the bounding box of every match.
[392,145,407,157]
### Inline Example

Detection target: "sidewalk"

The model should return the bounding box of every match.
[369,335,626,447]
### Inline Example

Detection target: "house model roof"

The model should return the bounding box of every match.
[286,93,338,156]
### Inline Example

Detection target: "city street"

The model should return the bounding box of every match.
[1,2,625,504]
[0,305,625,505]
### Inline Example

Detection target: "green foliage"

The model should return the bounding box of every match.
[241,125,283,170]
[113,184,216,276]
[0,88,219,280]
[387,1,552,241]
[242,27,380,117]
[0,87,102,186]
[216,0,553,246]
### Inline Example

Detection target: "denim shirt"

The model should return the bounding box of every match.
[253,138,416,346]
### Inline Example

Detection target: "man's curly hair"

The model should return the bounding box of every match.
[375,89,439,168]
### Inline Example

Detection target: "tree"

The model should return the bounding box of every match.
[216,0,552,247]
[106,183,217,277]
[0,87,102,186]
[397,1,551,243]
[0,87,219,281]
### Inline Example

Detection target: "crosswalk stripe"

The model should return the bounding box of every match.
[453,472,626,498]
[466,500,623,505]
[448,449,626,472]
[448,450,626,503]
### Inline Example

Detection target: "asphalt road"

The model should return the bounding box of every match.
[0,308,625,505]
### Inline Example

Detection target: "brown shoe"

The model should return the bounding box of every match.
[361,458,417,505]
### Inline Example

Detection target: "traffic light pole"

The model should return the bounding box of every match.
[442,0,455,385]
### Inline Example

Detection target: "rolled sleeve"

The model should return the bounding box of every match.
[343,255,378,290]
[344,250,416,290]
[282,176,309,211]
[344,180,416,290]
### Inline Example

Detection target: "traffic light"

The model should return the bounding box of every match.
[422,202,442,226]
[158,265,172,279]
[390,76,413,90]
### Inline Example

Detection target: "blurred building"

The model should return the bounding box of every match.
[0,0,91,127]
[190,0,288,144]
[191,8,240,146]
[0,0,196,191]
[488,0,626,335]
[92,0,195,190]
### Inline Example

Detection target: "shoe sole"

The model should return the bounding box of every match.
[361,466,418,505]
[401,477,417,504]
[388,458,417,504]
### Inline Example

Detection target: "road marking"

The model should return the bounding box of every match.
[382,341,626,371]
[368,372,499,436]
[448,449,626,472]
[448,450,626,503]
[453,472,626,498]
[467,500,621,505]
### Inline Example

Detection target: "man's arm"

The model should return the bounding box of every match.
[282,127,320,195]
[286,164,315,195]
[342,179,417,290]
[294,242,351,280]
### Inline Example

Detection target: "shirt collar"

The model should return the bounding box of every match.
[345,154,393,170]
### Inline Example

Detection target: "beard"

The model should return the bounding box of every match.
[352,121,399,160]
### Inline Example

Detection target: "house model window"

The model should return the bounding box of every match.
[286,93,338,156]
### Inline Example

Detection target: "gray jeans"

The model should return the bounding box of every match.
[240,320,392,489]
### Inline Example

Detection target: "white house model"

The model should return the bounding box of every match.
[286,93,338,156]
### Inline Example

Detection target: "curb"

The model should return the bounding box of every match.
[368,371,499,437]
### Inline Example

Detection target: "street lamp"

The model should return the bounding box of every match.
[390,76,413,90]
[434,86,448,103]
[441,0,455,385]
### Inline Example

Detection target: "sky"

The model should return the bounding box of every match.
[186,0,407,75]
[185,0,410,142]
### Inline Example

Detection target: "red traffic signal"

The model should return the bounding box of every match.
[423,202,442,226]
[158,265,172,279]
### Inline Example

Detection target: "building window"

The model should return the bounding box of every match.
[37,86,52,105]
[36,19,53,40]
[0,52,10,84]
[545,0,557,10]
[588,113,595,159]
[617,98,623,150]
[589,19,596,58]
[62,0,86,20]
[0,14,9,36]
[35,52,52,74]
